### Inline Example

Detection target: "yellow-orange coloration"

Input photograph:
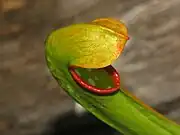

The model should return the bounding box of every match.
[69,18,129,69]
[45,18,180,135]
[89,18,129,67]
[91,18,129,59]
[91,18,129,40]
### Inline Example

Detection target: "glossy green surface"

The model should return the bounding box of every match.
[45,19,180,135]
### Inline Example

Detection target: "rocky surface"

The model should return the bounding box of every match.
[0,0,180,135]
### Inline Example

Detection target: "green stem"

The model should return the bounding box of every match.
[92,89,180,135]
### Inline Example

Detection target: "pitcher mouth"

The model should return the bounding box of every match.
[69,65,120,95]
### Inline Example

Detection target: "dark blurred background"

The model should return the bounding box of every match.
[0,0,180,135]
